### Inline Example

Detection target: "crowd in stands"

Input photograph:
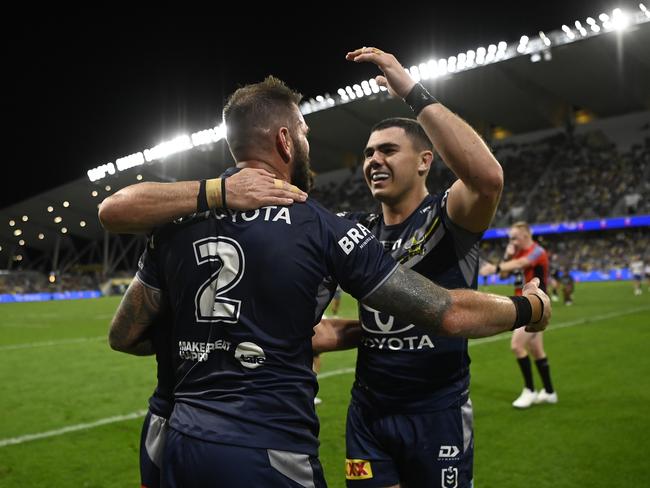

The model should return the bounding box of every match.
[0,271,99,296]
[480,228,650,272]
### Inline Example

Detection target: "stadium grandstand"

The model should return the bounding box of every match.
[0,7,649,298]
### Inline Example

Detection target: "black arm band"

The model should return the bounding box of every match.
[509,296,532,330]
[404,83,439,116]
[221,176,228,209]
[530,293,544,324]
[197,179,209,212]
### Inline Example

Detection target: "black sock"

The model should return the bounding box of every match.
[517,356,534,391]
[535,357,554,393]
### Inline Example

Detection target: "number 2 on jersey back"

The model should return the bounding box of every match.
[193,237,245,323]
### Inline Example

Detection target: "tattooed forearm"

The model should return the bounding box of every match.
[364,266,452,335]
[109,278,162,355]
[365,266,518,338]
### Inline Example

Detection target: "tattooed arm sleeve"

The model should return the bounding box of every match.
[108,277,165,356]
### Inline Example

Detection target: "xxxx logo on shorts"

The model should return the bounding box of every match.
[345,459,373,480]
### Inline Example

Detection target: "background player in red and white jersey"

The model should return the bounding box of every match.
[481,221,557,408]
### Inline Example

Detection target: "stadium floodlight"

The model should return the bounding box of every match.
[0,246,2,251]
[22,215,28,222]
[13,229,22,236]
[586,17,596,25]
[475,52,485,65]
[641,4,650,17]
[369,78,380,93]
[498,41,507,51]
[360,81,372,96]
[15,255,22,261]
[48,274,56,283]
[438,58,448,74]
[116,152,145,171]
[447,56,457,72]
[539,31,551,46]
[574,21,588,36]
[612,8,630,30]
[419,62,430,80]
[63,201,69,208]
[517,36,529,54]
[54,216,62,223]
[136,174,143,181]
[457,52,467,70]
[353,84,364,98]
[47,206,54,212]
[530,52,542,63]
[80,221,86,227]
[144,135,193,163]
[91,190,98,197]
[562,24,576,40]
[599,13,610,21]
[9,220,15,226]
[38,233,44,240]
[18,239,25,246]
[345,86,356,100]
[61,227,67,234]
[105,185,111,191]
[591,23,601,32]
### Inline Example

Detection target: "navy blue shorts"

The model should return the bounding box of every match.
[162,427,327,488]
[345,399,474,488]
[140,410,168,488]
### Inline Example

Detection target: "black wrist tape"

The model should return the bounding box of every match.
[221,176,228,209]
[404,83,438,116]
[197,179,209,212]
[509,296,532,330]
[495,263,502,274]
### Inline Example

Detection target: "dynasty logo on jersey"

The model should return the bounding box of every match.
[345,459,373,480]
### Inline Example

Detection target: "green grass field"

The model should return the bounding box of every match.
[1,281,649,487]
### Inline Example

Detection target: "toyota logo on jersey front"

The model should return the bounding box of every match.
[360,303,415,334]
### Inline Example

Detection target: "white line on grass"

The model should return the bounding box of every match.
[0,336,106,351]
[2,305,648,448]
[0,410,148,448]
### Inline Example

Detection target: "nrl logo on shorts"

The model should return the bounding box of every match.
[441,466,458,488]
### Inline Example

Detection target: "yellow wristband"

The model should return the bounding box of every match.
[206,178,222,209]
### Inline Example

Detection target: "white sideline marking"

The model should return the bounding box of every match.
[0,336,105,351]
[0,410,147,448]
[1,305,647,448]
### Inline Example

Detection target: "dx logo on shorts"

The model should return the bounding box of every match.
[441,466,458,488]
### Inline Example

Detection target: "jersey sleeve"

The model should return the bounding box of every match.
[135,236,164,291]
[439,188,484,254]
[319,209,398,301]
[524,245,544,267]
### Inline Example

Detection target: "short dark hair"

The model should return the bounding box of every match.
[223,76,303,159]
[370,117,433,152]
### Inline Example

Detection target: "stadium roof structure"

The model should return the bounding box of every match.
[1,16,650,270]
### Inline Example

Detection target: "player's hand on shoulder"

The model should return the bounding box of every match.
[225,168,307,211]
[522,278,551,331]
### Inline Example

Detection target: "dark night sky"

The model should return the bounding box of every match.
[0,1,639,208]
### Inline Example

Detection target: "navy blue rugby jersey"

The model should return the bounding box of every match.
[342,190,483,414]
[145,312,174,419]
[136,197,397,456]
